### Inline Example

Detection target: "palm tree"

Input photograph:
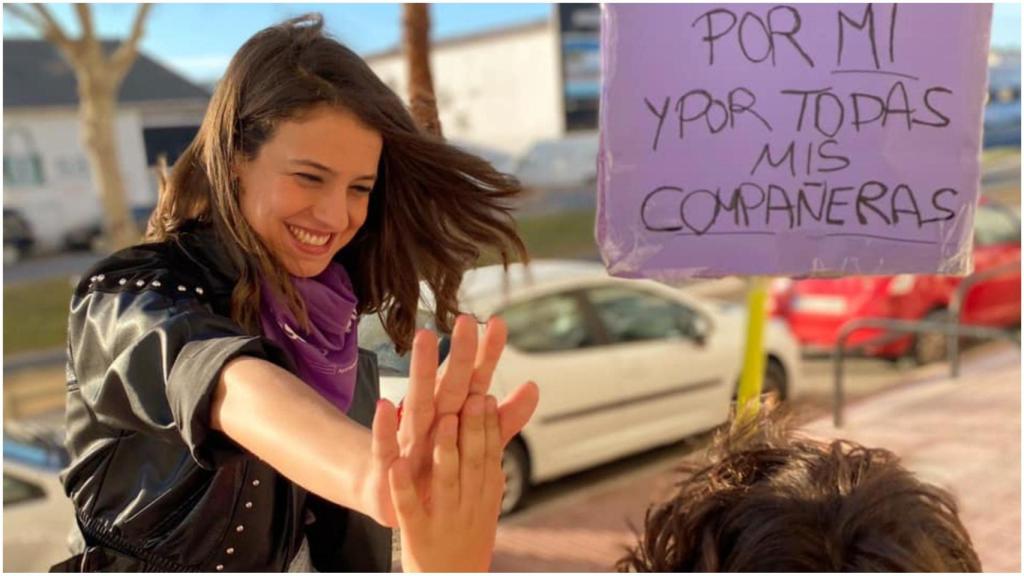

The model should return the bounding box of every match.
[402,4,443,137]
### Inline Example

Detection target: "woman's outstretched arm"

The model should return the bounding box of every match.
[210,354,398,524]
[209,315,540,528]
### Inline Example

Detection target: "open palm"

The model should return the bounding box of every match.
[367,315,539,526]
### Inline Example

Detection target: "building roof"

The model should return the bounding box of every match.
[363,19,550,62]
[3,39,210,109]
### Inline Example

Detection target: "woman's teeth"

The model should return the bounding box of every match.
[287,224,331,247]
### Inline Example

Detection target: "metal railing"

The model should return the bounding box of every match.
[832,260,1021,427]
[948,259,1021,378]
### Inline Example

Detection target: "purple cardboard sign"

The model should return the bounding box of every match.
[597,4,993,279]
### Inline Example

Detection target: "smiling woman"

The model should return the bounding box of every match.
[55,12,538,573]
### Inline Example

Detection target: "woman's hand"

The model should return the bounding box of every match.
[398,315,539,504]
[390,394,504,572]
[362,398,401,527]
[362,315,539,527]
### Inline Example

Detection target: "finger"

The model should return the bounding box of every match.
[431,414,460,515]
[458,394,487,506]
[469,316,508,396]
[372,399,400,465]
[389,457,427,532]
[482,395,505,517]
[498,381,540,449]
[371,400,401,527]
[399,330,438,447]
[435,315,478,417]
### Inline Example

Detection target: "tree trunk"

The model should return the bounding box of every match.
[78,69,138,251]
[403,4,443,137]
[3,3,150,252]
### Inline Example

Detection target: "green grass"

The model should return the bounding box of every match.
[516,209,599,260]
[4,277,74,356]
[478,208,600,266]
[982,147,1021,169]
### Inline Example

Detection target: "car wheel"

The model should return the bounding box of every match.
[501,438,530,516]
[762,358,788,404]
[732,358,788,408]
[4,244,20,265]
[913,310,951,366]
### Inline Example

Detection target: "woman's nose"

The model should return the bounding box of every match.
[311,185,349,230]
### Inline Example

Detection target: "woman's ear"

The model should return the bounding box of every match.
[230,159,245,195]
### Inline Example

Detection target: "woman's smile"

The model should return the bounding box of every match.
[287,223,333,246]
[285,222,336,256]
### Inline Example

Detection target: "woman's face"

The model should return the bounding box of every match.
[235,105,383,278]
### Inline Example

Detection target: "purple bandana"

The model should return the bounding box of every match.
[259,262,359,413]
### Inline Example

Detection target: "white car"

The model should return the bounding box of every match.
[359,260,803,514]
[4,437,75,572]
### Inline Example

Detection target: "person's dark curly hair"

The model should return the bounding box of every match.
[617,414,981,572]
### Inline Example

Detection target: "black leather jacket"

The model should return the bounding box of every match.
[53,222,392,572]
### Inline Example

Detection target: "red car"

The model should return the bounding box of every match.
[771,201,1021,364]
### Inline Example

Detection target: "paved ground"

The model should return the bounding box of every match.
[805,346,1021,573]
[490,343,1021,572]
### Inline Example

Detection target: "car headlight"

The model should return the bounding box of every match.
[771,278,793,293]
[888,274,916,296]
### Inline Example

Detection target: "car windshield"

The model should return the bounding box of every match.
[515,134,599,188]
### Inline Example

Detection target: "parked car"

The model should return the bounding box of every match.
[514,132,599,191]
[770,201,1021,364]
[360,260,803,514]
[450,140,518,175]
[4,208,35,264]
[4,424,74,573]
[513,133,599,215]
[983,62,1021,149]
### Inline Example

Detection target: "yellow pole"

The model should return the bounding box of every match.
[735,276,770,424]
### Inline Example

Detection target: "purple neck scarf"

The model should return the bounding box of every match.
[259,262,359,413]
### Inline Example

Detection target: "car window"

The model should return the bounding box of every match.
[586,286,699,344]
[515,136,598,188]
[502,293,595,353]
[4,473,45,506]
[358,310,447,377]
[974,204,1021,247]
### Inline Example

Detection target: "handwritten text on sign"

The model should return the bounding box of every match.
[597,4,992,279]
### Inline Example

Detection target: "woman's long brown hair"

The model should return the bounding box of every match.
[148,13,528,353]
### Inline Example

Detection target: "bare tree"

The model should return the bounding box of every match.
[402,4,443,137]
[5,3,152,251]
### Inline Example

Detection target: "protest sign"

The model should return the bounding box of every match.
[597,4,993,279]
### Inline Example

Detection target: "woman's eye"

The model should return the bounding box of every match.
[295,173,323,184]
[352,185,373,195]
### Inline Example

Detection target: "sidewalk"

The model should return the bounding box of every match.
[804,346,1021,572]
[491,346,1021,572]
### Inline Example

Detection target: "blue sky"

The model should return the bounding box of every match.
[4,3,1020,84]
[3,3,551,82]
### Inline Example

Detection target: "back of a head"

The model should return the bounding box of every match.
[618,416,981,572]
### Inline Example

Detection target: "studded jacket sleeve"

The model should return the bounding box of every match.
[66,256,284,472]
[56,232,392,572]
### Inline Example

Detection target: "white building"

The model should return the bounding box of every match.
[366,20,562,156]
[3,40,210,251]
[364,5,601,157]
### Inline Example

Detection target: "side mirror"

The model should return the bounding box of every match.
[690,316,711,347]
